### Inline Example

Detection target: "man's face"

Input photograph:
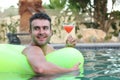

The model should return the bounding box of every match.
[30,19,52,46]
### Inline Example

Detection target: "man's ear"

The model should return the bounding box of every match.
[29,29,32,34]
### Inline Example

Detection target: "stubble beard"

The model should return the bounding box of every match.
[33,36,51,47]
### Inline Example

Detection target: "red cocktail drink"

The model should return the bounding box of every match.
[63,25,74,33]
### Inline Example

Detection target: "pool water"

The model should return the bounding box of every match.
[0,48,120,80]
[81,49,120,80]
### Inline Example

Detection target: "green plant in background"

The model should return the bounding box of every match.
[89,35,97,42]
[43,0,120,42]
[0,17,19,43]
[4,17,19,34]
[0,23,6,42]
[77,34,82,39]
[104,34,112,41]
[49,0,66,9]
[7,21,19,34]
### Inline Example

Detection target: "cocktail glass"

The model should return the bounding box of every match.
[63,23,74,33]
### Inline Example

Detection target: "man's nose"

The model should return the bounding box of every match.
[39,28,45,33]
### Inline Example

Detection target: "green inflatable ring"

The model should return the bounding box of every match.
[0,44,84,79]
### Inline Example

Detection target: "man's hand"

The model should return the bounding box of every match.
[66,35,77,47]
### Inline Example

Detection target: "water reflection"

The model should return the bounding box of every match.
[30,70,80,80]
[29,75,57,80]
[0,71,81,80]
[0,73,32,80]
[81,49,120,79]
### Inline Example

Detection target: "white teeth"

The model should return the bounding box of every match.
[38,36,46,39]
[38,34,45,37]
[39,36,45,38]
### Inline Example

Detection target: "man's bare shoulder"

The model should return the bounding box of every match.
[46,44,55,54]
[22,45,42,55]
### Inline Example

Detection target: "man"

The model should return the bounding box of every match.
[22,12,80,75]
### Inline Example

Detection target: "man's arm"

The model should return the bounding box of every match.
[22,46,80,75]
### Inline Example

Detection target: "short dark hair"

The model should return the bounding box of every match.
[29,12,51,31]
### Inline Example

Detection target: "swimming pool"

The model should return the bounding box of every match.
[0,43,120,80]
[52,43,120,80]
[81,49,120,80]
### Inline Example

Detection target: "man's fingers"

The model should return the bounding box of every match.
[74,62,81,67]
[76,62,81,66]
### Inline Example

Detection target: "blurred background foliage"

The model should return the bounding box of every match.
[43,0,120,36]
[0,0,120,42]
[0,6,18,18]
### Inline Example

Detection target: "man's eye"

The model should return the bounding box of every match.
[34,27,40,30]
[43,26,49,30]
